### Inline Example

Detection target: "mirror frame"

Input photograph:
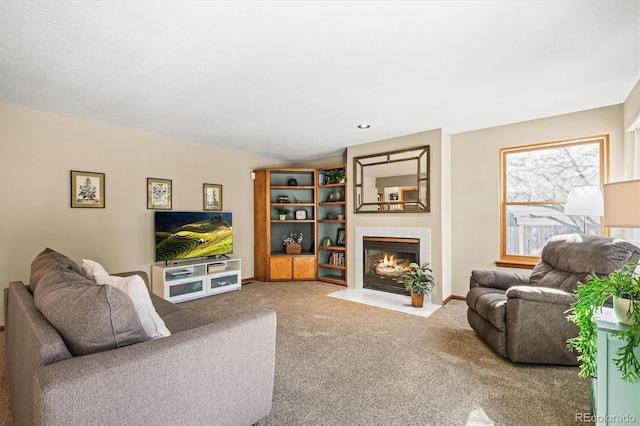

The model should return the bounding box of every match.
[353,145,430,214]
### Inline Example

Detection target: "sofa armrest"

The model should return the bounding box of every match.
[504,287,579,365]
[470,269,530,291]
[506,285,577,306]
[33,308,276,426]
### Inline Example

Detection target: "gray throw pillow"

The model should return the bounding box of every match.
[34,264,149,356]
[29,248,86,294]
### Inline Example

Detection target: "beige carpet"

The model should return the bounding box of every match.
[0,280,592,425]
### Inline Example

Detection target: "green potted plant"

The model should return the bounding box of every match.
[273,206,291,220]
[567,266,640,383]
[326,168,346,184]
[397,262,435,308]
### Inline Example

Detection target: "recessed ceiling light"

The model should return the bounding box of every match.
[357,123,370,129]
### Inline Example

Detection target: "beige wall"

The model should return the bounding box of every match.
[0,103,286,325]
[450,104,625,298]
[624,79,640,131]
[346,129,451,304]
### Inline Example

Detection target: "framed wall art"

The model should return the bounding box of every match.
[71,170,105,208]
[203,183,222,211]
[147,178,172,210]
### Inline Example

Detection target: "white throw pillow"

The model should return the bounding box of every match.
[82,259,109,282]
[82,259,171,339]
[99,274,171,339]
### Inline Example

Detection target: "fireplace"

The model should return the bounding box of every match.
[363,237,420,295]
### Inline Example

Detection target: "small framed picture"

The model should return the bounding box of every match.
[336,228,346,246]
[203,183,222,211]
[147,178,172,210]
[71,170,105,208]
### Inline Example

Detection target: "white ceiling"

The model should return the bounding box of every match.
[1,1,638,161]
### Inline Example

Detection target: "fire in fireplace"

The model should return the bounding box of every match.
[363,237,420,295]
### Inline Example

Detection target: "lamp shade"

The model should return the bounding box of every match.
[564,185,604,216]
[603,179,640,227]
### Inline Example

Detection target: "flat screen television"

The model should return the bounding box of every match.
[154,211,233,262]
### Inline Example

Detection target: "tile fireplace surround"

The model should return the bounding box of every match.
[329,226,439,318]
[355,226,432,290]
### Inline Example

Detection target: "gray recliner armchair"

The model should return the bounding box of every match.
[466,234,640,365]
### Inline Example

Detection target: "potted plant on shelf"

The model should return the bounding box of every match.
[326,168,346,184]
[397,262,435,308]
[283,232,303,254]
[273,206,291,220]
[567,265,640,383]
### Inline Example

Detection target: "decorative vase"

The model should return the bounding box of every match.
[613,296,636,326]
[285,243,302,254]
[411,292,424,308]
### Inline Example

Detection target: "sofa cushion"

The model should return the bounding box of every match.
[34,264,149,356]
[81,258,109,281]
[101,274,171,339]
[161,308,213,334]
[29,248,85,294]
[82,259,171,339]
[531,234,640,292]
[468,289,507,332]
[151,293,181,317]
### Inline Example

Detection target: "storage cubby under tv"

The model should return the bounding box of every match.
[151,258,241,303]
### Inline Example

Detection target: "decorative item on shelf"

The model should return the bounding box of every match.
[318,173,326,186]
[567,265,640,383]
[328,251,345,266]
[283,232,303,254]
[320,238,332,247]
[277,195,289,203]
[325,168,346,184]
[337,214,344,220]
[273,206,291,220]
[397,262,435,308]
[336,228,346,246]
[295,209,307,220]
[287,178,297,186]
[327,213,339,220]
[328,188,345,202]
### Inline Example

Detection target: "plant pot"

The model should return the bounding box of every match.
[279,214,286,220]
[613,296,636,326]
[285,243,302,254]
[411,292,424,308]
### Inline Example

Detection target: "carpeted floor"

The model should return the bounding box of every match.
[0,280,592,425]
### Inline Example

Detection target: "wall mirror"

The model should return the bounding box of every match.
[353,145,430,213]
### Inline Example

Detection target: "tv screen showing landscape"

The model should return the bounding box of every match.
[155,212,233,262]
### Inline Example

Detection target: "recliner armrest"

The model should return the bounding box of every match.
[506,285,577,306]
[470,269,530,290]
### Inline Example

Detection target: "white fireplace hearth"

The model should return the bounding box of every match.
[327,226,440,317]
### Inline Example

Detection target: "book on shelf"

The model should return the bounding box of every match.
[329,251,345,266]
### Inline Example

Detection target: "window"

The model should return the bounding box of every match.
[499,135,609,267]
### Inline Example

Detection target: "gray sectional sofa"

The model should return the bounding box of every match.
[4,248,277,425]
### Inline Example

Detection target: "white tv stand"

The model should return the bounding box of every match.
[151,258,241,303]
